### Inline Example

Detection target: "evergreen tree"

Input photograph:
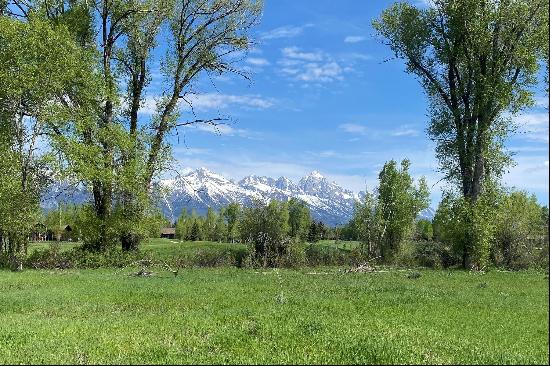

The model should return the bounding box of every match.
[189,220,201,242]
[307,221,319,243]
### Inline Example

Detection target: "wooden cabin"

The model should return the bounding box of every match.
[160,227,176,239]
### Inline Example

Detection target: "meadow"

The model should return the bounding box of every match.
[0,241,548,364]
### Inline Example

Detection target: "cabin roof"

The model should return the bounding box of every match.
[161,227,176,235]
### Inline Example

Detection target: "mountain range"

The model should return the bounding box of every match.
[42,167,436,226]
[159,168,435,225]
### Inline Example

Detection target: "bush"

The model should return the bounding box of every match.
[413,240,456,269]
[493,191,547,270]
[25,245,144,269]
[433,190,497,269]
[239,200,291,267]
[275,242,307,268]
[304,244,366,267]
[393,240,416,267]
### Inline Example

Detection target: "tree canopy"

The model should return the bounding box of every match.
[374,0,549,201]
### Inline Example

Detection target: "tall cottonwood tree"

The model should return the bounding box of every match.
[373,0,549,201]
[5,0,262,251]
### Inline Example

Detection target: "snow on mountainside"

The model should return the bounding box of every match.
[417,207,436,221]
[160,168,361,226]
[42,167,437,226]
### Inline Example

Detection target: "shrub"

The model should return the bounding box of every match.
[275,241,307,268]
[432,190,497,269]
[413,240,456,269]
[25,245,143,269]
[304,244,367,267]
[493,191,547,270]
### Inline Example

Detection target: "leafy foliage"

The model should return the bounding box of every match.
[354,159,430,262]
[433,186,548,269]
[374,0,549,201]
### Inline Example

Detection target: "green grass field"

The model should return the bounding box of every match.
[0,266,548,364]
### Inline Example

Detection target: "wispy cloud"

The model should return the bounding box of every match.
[260,24,313,40]
[339,123,367,135]
[317,150,338,158]
[503,155,549,192]
[279,47,348,83]
[415,0,433,7]
[246,57,270,66]
[535,96,549,109]
[344,53,373,61]
[514,112,549,143]
[391,127,420,137]
[282,47,323,62]
[140,94,276,115]
[344,36,366,43]
[172,147,211,156]
[295,62,344,82]
[191,123,261,140]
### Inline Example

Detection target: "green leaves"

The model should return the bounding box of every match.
[354,159,430,261]
[374,0,549,201]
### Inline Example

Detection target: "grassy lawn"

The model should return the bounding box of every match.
[316,239,362,251]
[0,268,547,364]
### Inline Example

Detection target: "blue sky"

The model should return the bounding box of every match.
[143,0,549,206]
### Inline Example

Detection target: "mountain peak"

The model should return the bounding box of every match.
[308,170,324,179]
[196,167,212,174]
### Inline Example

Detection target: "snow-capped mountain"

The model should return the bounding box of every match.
[160,168,361,226]
[41,167,437,226]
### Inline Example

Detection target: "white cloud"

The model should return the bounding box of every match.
[185,94,275,111]
[260,24,313,40]
[172,147,211,156]
[415,0,433,7]
[295,62,344,82]
[506,146,549,153]
[281,47,323,62]
[339,123,367,135]
[246,57,270,66]
[190,123,261,139]
[346,53,373,61]
[140,94,275,115]
[503,155,549,193]
[138,97,158,115]
[514,112,549,143]
[279,47,348,83]
[535,96,549,109]
[318,150,338,158]
[391,128,420,137]
[344,36,366,43]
